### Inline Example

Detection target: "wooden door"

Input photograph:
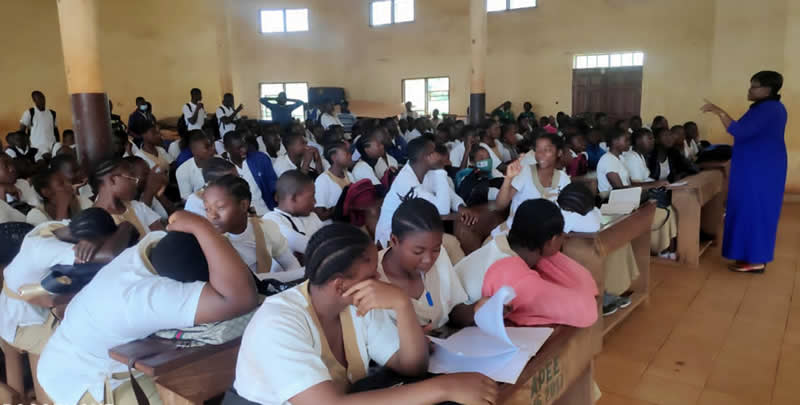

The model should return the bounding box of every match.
[572,67,642,123]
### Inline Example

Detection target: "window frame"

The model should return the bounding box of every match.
[258,82,310,121]
[369,0,415,27]
[259,8,310,34]
[401,76,450,116]
[487,0,537,13]
[572,51,645,70]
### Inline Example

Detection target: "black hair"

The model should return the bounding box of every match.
[122,155,147,168]
[605,128,627,146]
[90,159,131,194]
[208,174,251,203]
[223,92,233,99]
[31,168,58,203]
[508,199,565,252]
[190,88,201,96]
[281,132,305,149]
[751,70,783,97]
[391,198,444,240]
[651,115,667,129]
[150,232,209,282]
[670,125,684,132]
[459,124,476,141]
[594,112,607,122]
[201,157,236,183]
[275,170,313,201]
[135,96,145,103]
[557,183,595,216]
[539,116,550,126]
[536,132,564,150]
[49,154,77,173]
[130,119,155,137]
[653,126,671,139]
[304,223,373,285]
[629,115,642,123]
[62,129,75,137]
[223,128,246,148]
[406,135,434,163]
[684,121,697,129]
[631,128,653,147]
[69,207,118,240]
[324,141,348,163]
[188,129,209,147]
[31,90,43,98]
[501,122,517,136]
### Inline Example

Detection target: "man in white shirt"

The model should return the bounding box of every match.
[217,93,244,138]
[19,90,57,157]
[319,101,343,130]
[401,101,419,120]
[182,88,207,131]
[223,131,270,216]
[404,119,424,143]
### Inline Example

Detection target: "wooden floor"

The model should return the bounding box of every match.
[596,203,800,405]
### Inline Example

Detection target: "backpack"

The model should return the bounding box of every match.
[28,107,60,142]
[455,169,491,207]
[177,103,190,137]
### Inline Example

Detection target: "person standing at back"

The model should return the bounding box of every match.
[260,92,304,130]
[183,88,207,131]
[19,91,57,160]
[217,93,244,139]
[128,97,154,132]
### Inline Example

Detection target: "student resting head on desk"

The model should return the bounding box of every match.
[203,174,301,275]
[90,159,164,237]
[378,198,481,332]
[228,223,497,405]
[37,211,259,405]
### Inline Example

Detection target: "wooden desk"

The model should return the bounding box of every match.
[499,325,599,405]
[698,160,731,204]
[109,337,240,405]
[563,202,656,337]
[664,171,725,267]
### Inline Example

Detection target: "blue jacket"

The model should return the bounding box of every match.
[246,151,278,210]
[387,135,408,165]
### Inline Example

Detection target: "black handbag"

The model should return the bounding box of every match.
[40,263,106,295]
[646,186,672,209]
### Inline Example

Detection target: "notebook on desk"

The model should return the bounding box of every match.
[600,187,642,216]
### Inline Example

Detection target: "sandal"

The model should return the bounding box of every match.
[728,263,766,273]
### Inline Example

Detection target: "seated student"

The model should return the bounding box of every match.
[517,115,532,140]
[651,115,669,133]
[273,132,326,178]
[683,121,701,160]
[49,154,88,196]
[493,133,571,234]
[6,132,44,179]
[125,156,173,220]
[170,131,194,168]
[176,130,216,200]
[584,127,607,170]
[257,127,285,163]
[478,121,506,171]
[381,117,408,164]
[479,199,598,327]
[622,128,659,183]
[378,198,481,330]
[448,124,476,170]
[132,120,174,173]
[564,132,589,177]
[27,168,92,226]
[50,129,76,156]
[184,157,238,216]
[229,223,497,405]
[374,129,400,180]
[599,129,679,260]
[38,211,259,405]
[352,129,385,186]
[0,154,41,216]
[404,118,425,143]
[203,175,301,274]
[557,182,602,233]
[499,122,519,162]
[376,136,477,248]
[91,159,164,237]
[307,123,325,156]
[629,115,643,133]
[223,130,276,216]
[263,170,324,263]
[647,127,698,183]
[315,142,354,222]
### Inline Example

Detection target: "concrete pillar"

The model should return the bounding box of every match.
[469,0,488,125]
[56,0,112,171]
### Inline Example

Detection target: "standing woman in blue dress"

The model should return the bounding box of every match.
[701,71,787,273]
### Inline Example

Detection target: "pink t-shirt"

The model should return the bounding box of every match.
[481,254,598,328]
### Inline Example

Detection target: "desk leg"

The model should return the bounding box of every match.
[701,193,726,247]
[554,363,593,405]
[673,192,700,267]
[156,384,202,405]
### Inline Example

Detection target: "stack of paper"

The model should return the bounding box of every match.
[600,187,642,215]
[428,286,553,383]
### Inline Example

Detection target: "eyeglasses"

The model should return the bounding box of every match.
[116,174,140,186]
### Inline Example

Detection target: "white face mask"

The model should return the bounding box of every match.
[139,105,148,111]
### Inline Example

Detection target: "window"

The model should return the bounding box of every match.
[573,52,645,69]
[260,8,309,33]
[487,0,536,12]
[259,82,309,121]
[371,0,414,26]
[402,77,449,116]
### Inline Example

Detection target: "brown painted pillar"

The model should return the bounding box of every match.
[56,0,112,171]
[469,0,488,125]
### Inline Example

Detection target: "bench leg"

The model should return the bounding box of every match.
[0,339,26,400]
[554,363,593,405]
[156,383,202,405]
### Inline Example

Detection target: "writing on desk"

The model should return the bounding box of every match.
[530,356,563,405]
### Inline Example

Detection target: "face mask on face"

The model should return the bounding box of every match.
[139,105,148,111]
[476,159,492,174]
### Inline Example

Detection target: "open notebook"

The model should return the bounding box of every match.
[600,187,642,216]
[428,286,553,383]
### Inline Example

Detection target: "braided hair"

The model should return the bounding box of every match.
[508,199,565,253]
[391,198,444,240]
[201,157,237,184]
[557,183,595,216]
[305,223,373,285]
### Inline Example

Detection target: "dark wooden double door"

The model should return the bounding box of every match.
[572,67,643,124]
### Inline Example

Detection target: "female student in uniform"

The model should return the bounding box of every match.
[646,127,698,183]
[27,168,91,226]
[315,142,354,222]
[498,122,519,162]
[125,156,174,220]
[183,157,238,216]
[0,153,41,217]
[378,198,481,331]
[38,210,260,405]
[352,129,385,186]
[478,121,505,173]
[91,159,164,237]
[493,132,571,234]
[228,223,498,405]
[203,174,301,275]
[132,120,174,173]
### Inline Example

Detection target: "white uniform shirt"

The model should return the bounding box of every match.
[272,155,328,178]
[232,285,400,405]
[37,232,205,405]
[0,200,26,223]
[0,221,73,344]
[176,158,206,199]
[374,155,398,180]
[256,138,287,163]
[182,102,207,131]
[134,146,174,172]
[262,209,324,255]
[596,153,631,193]
[320,113,343,130]
[507,166,570,228]
[6,179,41,207]
[226,219,299,274]
[453,234,517,304]
[20,108,56,153]
[125,200,163,231]
[167,141,182,160]
[519,150,537,167]
[351,161,381,185]
[217,105,237,137]
[232,161,269,216]
[658,159,671,181]
[375,166,462,247]
[561,208,602,234]
[447,140,466,167]
[404,128,422,143]
[314,170,354,209]
[377,247,468,329]
[184,191,205,216]
[622,151,653,183]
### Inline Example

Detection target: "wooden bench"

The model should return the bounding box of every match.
[109,337,241,405]
[563,202,655,336]
[658,170,726,267]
